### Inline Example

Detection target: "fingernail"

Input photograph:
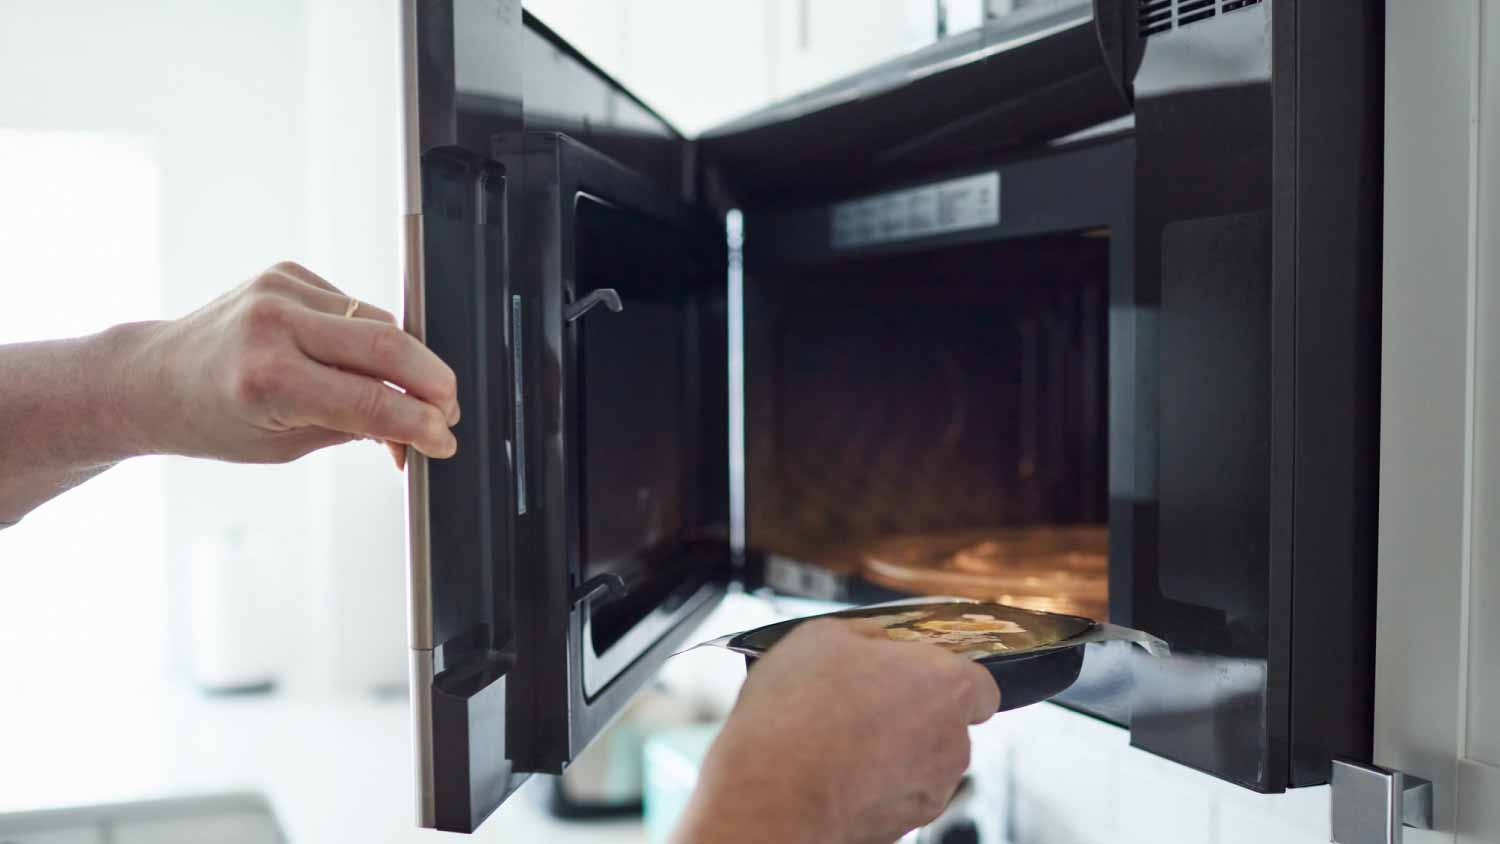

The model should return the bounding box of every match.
[384,441,407,471]
[447,402,461,426]
[439,433,458,459]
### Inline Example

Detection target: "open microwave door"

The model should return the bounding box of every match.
[400,1,727,833]
[400,0,1132,833]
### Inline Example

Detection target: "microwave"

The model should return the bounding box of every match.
[398,0,1383,833]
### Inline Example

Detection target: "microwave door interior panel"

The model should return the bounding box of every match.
[400,0,1383,833]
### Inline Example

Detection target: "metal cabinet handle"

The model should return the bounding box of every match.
[1331,759,1434,844]
[565,288,623,322]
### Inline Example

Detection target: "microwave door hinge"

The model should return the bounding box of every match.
[565,288,623,322]
[1330,759,1435,844]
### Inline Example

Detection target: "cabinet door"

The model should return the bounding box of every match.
[1378,1,1500,840]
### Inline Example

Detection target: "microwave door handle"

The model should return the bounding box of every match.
[565,288,624,322]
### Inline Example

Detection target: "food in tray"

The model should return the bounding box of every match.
[729,600,1096,662]
[859,606,1059,658]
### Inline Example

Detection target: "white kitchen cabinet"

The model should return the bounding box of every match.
[1377,1,1500,841]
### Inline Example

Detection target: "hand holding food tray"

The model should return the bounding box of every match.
[694,599,1168,712]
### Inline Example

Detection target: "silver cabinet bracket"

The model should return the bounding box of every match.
[1331,759,1434,844]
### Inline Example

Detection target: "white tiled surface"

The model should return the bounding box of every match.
[970,703,1333,844]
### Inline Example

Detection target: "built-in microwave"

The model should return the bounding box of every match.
[399,0,1384,833]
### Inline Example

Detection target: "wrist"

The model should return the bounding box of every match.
[88,320,170,458]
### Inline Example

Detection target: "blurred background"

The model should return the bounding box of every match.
[0,1,1025,841]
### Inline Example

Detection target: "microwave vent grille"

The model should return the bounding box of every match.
[1138,0,1263,40]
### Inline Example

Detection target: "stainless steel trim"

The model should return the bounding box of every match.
[398,5,434,830]
[511,293,527,515]
[403,211,433,651]
[1330,759,1435,844]
[399,0,422,217]
[1050,114,1136,148]
[726,210,746,557]
[580,580,722,698]
[408,648,436,828]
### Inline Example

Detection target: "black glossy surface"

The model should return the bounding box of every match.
[1283,0,1382,787]
[420,149,507,653]
[520,12,685,198]
[1126,0,1382,791]
[1159,212,1271,627]
[411,3,523,828]
[505,133,729,774]
[700,4,1131,209]
[408,3,702,830]
[573,195,720,656]
[432,655,518,832]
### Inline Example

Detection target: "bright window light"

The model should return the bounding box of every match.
[0,130,168,698]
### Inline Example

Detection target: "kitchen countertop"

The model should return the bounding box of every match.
[0,593,832,842]
[0,687,645,843]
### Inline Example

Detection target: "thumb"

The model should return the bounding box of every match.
[957,662,1001,724]
[846,619,891,639]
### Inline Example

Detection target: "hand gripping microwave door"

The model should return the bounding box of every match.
[399,0,1383,833]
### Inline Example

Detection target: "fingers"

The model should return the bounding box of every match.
[268,427,360,462]
[853,620,1000,722]
[287,309,460,425]
[267,358,457,458]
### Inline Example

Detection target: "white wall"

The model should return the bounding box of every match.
[0,131,168,703]
[301,0,410,695]
[0,0,311,689]
[0,0,410,699]
[971,706,1332,844]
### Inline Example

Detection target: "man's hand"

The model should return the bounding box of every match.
[0,261,456,524]
[674,619,1000,844]
[118,261,457,467]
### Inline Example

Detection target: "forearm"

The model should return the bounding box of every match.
[0,322,162,524]
[671,735,832,844]
[673,782,823,844]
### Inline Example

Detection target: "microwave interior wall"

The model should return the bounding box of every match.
[742,233,1112,622]
[732,136,1139,653]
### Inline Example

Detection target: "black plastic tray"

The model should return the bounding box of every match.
[729,602,1097,712]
